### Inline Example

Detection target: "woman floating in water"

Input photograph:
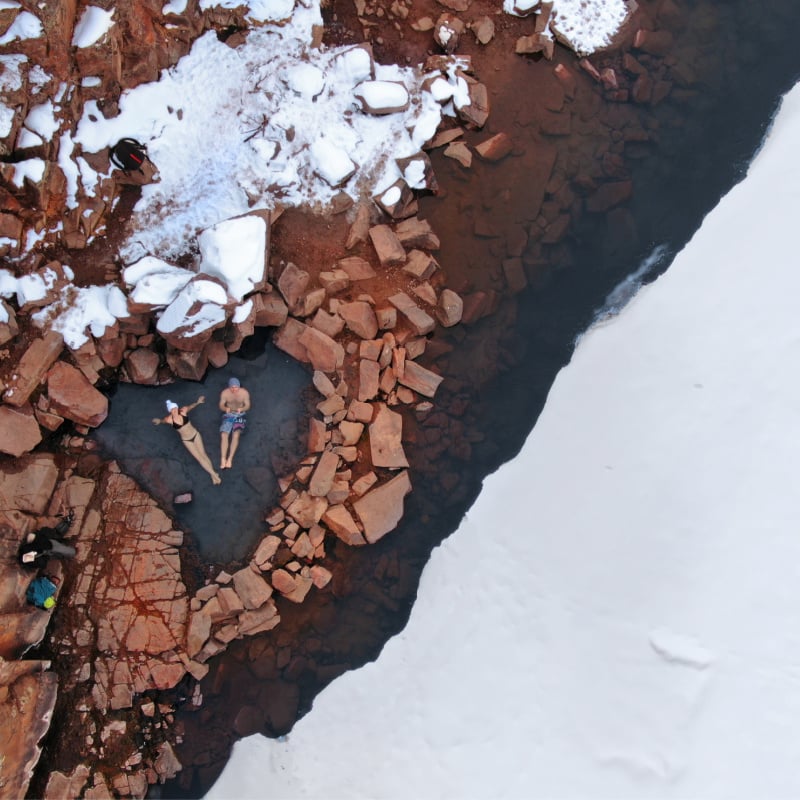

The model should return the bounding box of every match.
[152,396,222,485]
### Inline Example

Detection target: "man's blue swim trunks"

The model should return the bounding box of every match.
[220,412,246,434]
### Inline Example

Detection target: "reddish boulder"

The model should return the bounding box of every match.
[46,361,109,427]
[0,404,42,457]
[124,348,160,385]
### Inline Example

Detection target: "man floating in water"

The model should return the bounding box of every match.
[219,377,250,469]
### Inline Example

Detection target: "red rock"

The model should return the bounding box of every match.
[351,471,378,496]
[187,610,211,658]
[252,534,282,571]
[339,301,379,340]
[317,394,345,417]
[353,470,412,543]
[311,308,345,339]
[0,299,18,346]
[277,262,310,311]
[166,347,208,381]
[286,491,328,528]
[412,282,437,306]
[308,418,329,452]
[313,370,336,398]
[336,255,376,281]
[388,292,435,335]
[403,250,439,280]
[0,404,42,457]
[515,34,554,59]
[124,347,160,385]
[347,400,374,423]
[271,568,297,596]
[457,81,490,129]
[434,13,465,54]
[376,306,397,330]
[436,289,463,327]
[254,293,289,327]
[374,179,417,220]
[345,204,371,250]
[394,217,441,250]
[322,504,366,545]
[238,601,280,635]
[444,141,473,168]
[309,450,340,497]
[290,532,314,559]
[338,422,363,448]
[298,327,345,372]
[232,567,273,610]
[294,287,326,318]
[397,360,444,398]
[3,331,64,407]
[218,586,245,617]
[475,132,513,162]
[358,359,380,402]
[369,225,406,267]
[359,339,383,361]
[46,361,108,427]
[369,404,408,468]
[319,269,350,294]
[310,565,333,589]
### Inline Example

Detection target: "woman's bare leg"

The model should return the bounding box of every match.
[183,436,221,484]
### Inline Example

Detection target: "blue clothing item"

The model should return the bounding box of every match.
[27,576,57,609]
[220,412,246,434]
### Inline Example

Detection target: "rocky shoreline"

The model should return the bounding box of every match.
[1,0,781,796]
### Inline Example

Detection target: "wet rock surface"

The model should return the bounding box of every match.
[0,0,799,797]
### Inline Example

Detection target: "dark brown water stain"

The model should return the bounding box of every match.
[145,1,800,796]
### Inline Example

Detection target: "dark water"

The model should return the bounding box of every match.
[85,0,800,795]
[93,338,309,562]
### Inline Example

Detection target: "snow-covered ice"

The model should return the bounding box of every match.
[208,81,800,800]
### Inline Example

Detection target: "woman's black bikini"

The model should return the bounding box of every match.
[169,412,199,442]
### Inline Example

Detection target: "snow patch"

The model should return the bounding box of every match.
[0,11,42,45]
[11,159,45,188]
[649,628,715,670]
[72,6,115,48]
[197,216,266,302]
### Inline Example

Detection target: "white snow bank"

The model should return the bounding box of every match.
[72,0,448,262]
[504,0,631,55]
[199,0,295,22]
[197,216,266,302]
[310,138,356,187]
[0,54,25,92]
[24,100,59,141]
[128,269,195,308]
[163,0,188,14]
[354,80,409,112]
[0,11,42,45]
[71,6,115,48]
[0,106,13,139]
[11,159,45,188]
[156,279,228,335]
[209,82,800,800]
[33,285,127,349]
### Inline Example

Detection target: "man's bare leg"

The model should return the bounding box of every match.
[226,430,242,468]
[220,431,230,469]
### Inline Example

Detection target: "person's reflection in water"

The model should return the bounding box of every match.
[152,396,222,485]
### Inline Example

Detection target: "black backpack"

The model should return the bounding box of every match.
[110,137,148,173]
